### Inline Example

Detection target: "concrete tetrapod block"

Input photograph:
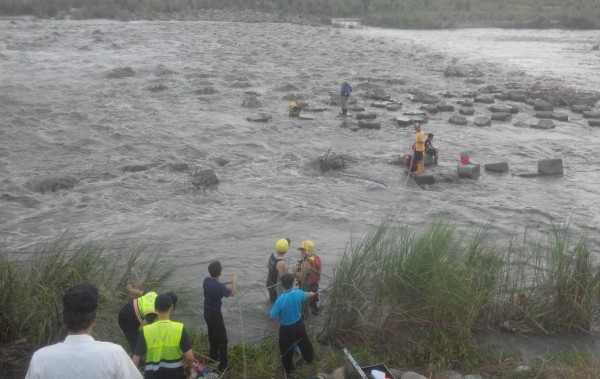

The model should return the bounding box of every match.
[457,163,480,179]
[484,161,509,173]
[538,158,563,175]
[411,173,435,185]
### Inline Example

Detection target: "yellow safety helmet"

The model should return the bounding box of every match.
[298,240,314,255]
[275,239,289,253]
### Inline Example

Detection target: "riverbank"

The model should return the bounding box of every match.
[2,3,599,29]
[3,222,600,378]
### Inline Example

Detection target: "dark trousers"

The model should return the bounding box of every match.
[118,303,140,354]
[279,320,314,374]
[266,276,277,303]
[204,308,228,371]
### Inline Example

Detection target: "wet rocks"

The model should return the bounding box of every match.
[241,95,261,108]
[411,92,440,104]
[513,121,529,128]
[395,116,412,127]
[491,104,518,114]
[509,91,527,102]
[246,111,272,122]
[341,120,360,131]
[457,99,474,107]
[535,111,553,119]
[571,104,591,113]
[25,176,78,194]
[459,107,475,116]
[474,95,494,104]
[485,162,509,173]
[386,103,402,111]
[531,119,555,129]
[412,173,434,185]
[449,114,468,125]
[474,116,491,127]
[147,83,167,92]
[194,86,219,95]
[583,111,600,119]
[491,112,512,121]
[106,66,135,79]
[420,104,438,114]
[538,158,563,175]
[589,119,600,127]
[444,64,483,77]
[123,164,154,173]
[355,112,377,120]
[358,120,381,129]
[190,168,219,188]
[458,163,480,179]
[551,112,568,122]
[533,99,554,112]
[274,84,300,92]
[437,103,454,112]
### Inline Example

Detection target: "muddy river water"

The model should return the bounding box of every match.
[1,19,599,346]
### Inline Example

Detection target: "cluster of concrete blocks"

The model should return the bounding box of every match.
[411,158,563,184]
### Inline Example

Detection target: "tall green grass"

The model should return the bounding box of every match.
[324,220,600,368]
[0,235,175,346]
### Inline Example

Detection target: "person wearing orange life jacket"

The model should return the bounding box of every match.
[294,240,322,315]
[267,238,290,303]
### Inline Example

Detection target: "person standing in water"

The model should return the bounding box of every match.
[267,238,290,303]
[412,122,426,174]
[340,82,352,116]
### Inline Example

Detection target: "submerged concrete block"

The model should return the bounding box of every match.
[357,120,381,129]
[412,173,435,185]
[458,163,480,179]
[484,162,509,173]
[589,119,600,127]
[538,158,563,175]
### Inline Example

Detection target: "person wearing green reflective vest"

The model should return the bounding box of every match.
[118,284,160,354]
[132,293,194,379]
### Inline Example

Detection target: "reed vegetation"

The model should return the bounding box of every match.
[324,220,600,369]
[0,235,175,346]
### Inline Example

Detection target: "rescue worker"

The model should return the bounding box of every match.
[412,122,426,174]
[289,101,301,117]
[267,238,290,303]
[118,284,159,354]
[340,82,352,116]
[295,240,322,315]
[132,293,194,379]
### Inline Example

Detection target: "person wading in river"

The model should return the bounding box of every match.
[340,82,352,116]
[295,240,322,316]
[267,238,290,304]
[412,122,426,174]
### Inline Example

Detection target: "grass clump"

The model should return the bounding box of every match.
[324,219,600,371]
[0,234,175,346]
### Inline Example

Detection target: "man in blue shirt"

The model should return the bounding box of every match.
[269,273,315,374]
[340,82,352,116]
[203,261,237,373]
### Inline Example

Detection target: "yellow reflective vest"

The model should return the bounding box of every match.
[143,320,184,370]
[136,292,158,319]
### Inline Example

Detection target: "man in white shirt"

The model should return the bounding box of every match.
[25,284,143,379]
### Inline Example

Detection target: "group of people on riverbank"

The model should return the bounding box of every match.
[25,239,322,378]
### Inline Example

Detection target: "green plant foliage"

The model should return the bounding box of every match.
[0,235,175,346]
